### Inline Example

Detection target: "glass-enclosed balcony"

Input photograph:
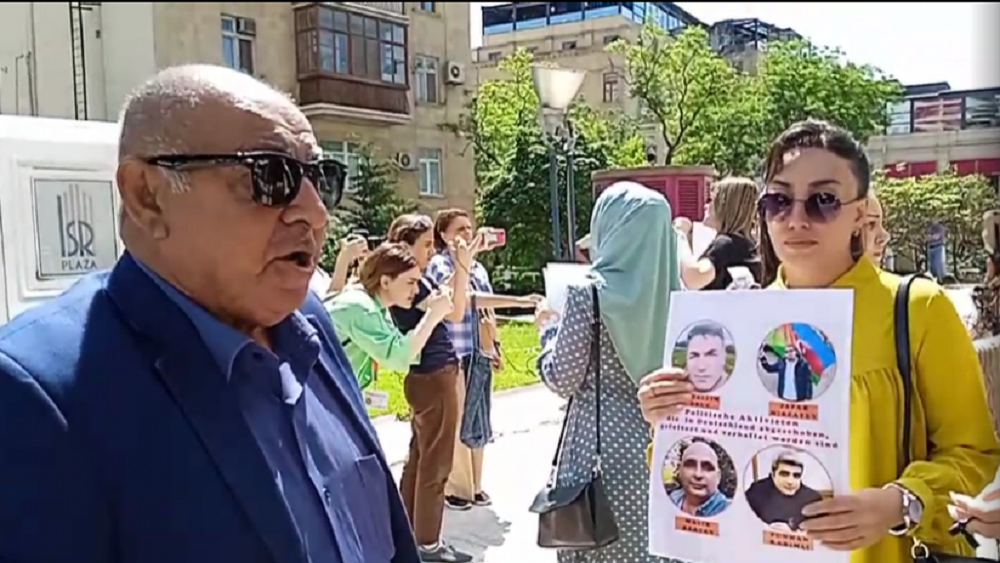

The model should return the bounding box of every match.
[481,1,701,36]
[885,87,1000,135]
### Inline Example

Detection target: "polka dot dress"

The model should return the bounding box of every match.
[538,283,688,563]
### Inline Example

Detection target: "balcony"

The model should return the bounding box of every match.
[294,2,411,125]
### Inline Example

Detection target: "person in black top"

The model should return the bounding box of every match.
[386,214,474,563]
[745,451,824,532]
[679,176,762,290]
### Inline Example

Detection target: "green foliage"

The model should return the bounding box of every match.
[608,25,739,167]
[320,143,418,271]
[757,40,903,144]
[449,49,647,289]
[876,171,998,274]
[365,321,541,420]
[610,23,904,176]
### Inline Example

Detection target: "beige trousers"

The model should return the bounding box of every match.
[445,369,484,500]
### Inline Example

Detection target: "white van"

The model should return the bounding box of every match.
[0,115,122,323]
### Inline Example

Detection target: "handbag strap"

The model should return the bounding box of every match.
[894,273,929,470]
[549,283,602,471]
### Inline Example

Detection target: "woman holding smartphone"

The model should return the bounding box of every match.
[326,243,452,391]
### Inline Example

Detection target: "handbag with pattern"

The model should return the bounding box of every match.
[529,284,620,550]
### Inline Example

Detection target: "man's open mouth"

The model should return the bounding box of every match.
[279,251,315,268]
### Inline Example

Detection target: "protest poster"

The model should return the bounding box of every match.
[648,289,853,563]
[543,262,590,315]
[691,222,717,258]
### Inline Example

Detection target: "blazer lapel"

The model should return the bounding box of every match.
[105,253,306,563]
[305,314,382,453]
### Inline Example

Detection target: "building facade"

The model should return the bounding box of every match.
[0,1,476,211]
[868,82,1000,188]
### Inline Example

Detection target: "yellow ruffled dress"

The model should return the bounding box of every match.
[771,257,999,563]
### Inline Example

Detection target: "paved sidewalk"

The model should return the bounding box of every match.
[375,384,566,562]
[372,383,566,468]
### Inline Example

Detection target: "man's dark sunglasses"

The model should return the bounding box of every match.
[757,192,861,224]
[144,151,346,210]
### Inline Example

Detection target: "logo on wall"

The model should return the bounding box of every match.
[57,183,97,265]
[33,178,118,279]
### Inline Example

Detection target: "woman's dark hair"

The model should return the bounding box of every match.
[387,214,433,245]
[757,119,872,285]
[433,208,470,252]
[357,243,418,296]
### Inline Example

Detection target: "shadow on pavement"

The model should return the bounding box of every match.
[442,507,512,562]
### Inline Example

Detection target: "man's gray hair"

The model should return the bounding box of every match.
[117,64,292,193]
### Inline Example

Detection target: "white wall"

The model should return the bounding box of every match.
[100,3,156,121]
[0,2,155,122]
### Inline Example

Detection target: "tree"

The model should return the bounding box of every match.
[757,40,903,145]
[876,170,997,275]
[320,143,418,271]
[608,25,739,167]
[448,50,647,290]
[611,23,904,176]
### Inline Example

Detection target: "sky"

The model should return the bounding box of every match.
[469,2,1000,90]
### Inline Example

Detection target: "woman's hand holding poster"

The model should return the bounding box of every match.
[649,289,853,563]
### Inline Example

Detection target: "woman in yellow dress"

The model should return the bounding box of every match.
[638,119,999,563]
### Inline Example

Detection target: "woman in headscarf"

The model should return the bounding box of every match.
[533,181,680,563]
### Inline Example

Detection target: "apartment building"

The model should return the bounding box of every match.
[0,2,476,211]
[472,2,798,161]
[868,82,1000,188]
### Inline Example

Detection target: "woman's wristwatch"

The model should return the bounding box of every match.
[884,483,924,536]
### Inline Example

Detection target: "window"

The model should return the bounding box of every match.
[303,5,407,85]
[603,34,620,45]
[964,93,1000,130]
[561,40,577,50]
[418,2,436,11]
[603,72,620,103]
[418,148,442,196]
[222,16,255,74]
[886,100,911,135]
[415,55,439,104]
[322,141,362,192]
[487,51,501,62]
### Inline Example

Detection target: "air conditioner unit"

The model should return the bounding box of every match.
[236,17,257,36]
[445,61,465,85]
[395,151,416,170]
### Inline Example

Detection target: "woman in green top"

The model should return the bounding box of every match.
[327,243,453,388]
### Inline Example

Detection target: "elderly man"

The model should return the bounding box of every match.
[669,440,730,518]
[0,65,419,563]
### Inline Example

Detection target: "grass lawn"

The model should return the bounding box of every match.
[366,320,542,420]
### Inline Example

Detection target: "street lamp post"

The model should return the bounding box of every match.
[532,65,585,261]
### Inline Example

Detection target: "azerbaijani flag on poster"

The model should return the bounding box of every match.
[765,323,832,385]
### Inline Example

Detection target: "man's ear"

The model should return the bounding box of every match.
[117,157,168,239]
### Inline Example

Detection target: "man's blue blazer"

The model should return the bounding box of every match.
[0,252,420,563]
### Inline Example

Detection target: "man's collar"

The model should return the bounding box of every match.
[133,259,252,379]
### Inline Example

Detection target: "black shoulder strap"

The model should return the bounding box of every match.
[893,273,929,470]
[550,284,602,473]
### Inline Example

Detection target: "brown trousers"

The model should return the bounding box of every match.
[398,362,460,545]
[445,367,485,501]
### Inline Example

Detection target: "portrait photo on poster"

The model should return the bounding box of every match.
[661,436,738,518]
[755,323,838,403]
[743,445,833,534]
[671,320,737,395]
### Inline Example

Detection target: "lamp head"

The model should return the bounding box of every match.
[531,65,586,112]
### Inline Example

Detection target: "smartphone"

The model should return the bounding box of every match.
[485,228,506,247]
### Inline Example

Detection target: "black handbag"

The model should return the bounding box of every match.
[529,284,620,550]
[894,275,996,563]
